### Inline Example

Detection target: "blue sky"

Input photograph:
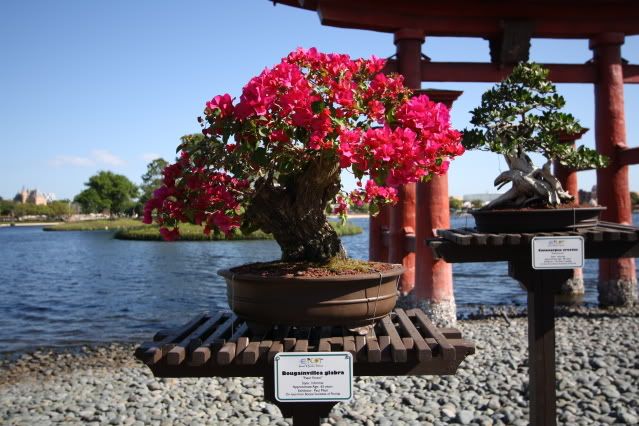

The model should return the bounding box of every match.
[1,0,637,201]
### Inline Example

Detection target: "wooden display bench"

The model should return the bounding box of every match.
[429,221,639,426]
[134,308,475,425]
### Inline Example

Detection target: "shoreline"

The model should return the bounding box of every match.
[1,305,637,425]
[0,222,63,228]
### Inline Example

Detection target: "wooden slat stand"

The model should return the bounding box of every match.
[430,222,639,426]
[134,308,475,425]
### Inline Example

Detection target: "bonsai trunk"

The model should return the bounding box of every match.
[244,153,346,263]
[483,151,573,210]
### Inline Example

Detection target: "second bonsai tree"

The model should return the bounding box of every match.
[462,62,607,210]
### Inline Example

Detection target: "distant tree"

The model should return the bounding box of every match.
[449,197,463,210]
[139,158,169,206]
[47,200,72,217]
[631,191,639,207]
[471,199,484,209]
[0,199,15,216]
[74,171,138,216]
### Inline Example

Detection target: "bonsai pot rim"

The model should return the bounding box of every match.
[470,206,606,233]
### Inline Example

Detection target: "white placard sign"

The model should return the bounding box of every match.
[532,236,584,269]
[274,352,353,402]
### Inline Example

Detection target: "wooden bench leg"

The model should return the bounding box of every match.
[263,371,337,425]
[510,260,571,426]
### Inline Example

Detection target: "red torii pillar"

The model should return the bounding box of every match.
[386,29,424,294]
[590,33,638,306]
[553,130,588,298]
[414,89,462,326]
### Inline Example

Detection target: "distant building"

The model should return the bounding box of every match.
[13,187,49,206]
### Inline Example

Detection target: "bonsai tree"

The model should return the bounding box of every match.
[144,48,463,262]
[462,62,607,210]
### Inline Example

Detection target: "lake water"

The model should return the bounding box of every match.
[0,215,637,355]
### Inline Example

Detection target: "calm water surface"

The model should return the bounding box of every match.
[0,215,637,354]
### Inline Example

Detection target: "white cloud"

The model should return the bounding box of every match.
[141,153,162,162]
[49,155,94,167]
[50,149,126,168]
[92,149,125,166]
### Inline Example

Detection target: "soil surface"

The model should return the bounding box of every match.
[228,259,402,278]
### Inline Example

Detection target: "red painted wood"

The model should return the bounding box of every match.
[618,146,639,165]
[553,130,588,204]
[413,89,461,304]
[387,31,423,293]
[369,206,389,262]
[384,61,639,84]
[310,0,639,38]
[590,33,637,287]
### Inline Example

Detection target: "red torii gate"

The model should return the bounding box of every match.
[274,0,639,323]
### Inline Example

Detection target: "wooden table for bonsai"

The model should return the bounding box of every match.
[134,307,474,425]
[429,221,639,426]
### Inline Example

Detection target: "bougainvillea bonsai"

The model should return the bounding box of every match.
[144,48,463,263]
[462,62,607,210]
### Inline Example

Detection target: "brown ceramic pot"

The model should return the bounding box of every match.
[218,264,404,327]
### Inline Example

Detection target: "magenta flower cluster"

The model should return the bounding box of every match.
[144,48,463,239]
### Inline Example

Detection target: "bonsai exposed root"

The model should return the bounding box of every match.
[482,152,573,210]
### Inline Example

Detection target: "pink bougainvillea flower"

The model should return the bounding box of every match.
[144,47,463,241]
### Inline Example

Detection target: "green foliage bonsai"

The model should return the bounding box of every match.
[462,63,607,210]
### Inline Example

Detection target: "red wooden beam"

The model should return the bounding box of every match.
[383,61,639,84]
[618,147,639,166]
[315,0,639,38]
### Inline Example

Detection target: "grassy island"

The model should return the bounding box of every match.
[43,219,362,241]
[114,221,362,241]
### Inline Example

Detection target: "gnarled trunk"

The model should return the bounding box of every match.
[483,152,573,210]
[244,153,346,263]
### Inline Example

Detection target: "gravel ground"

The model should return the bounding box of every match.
[1,306,638,425]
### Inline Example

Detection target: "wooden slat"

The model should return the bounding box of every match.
[367,337,381,362]
[401,337,414,350]
[330,336,344,352]
[241,341,261,365]
[167,312,225,366]
[268,342,283,364]
[408,309,455,361]
[380,316,407,362]
[394,308,432,361]
[378,335,392,362]
[343,335,357,358]
[440,328,462,339]
[191,314,238,366]
[216,323,249,365]
[217,343,236,365]
[258,340,272,361]
[487,233,505,245]
[437,229,472,245]
[140,313,209,365]
[318,326,332,352]
[505,233,522,245]
[293,327,311,352]
[234,336,250,363]
[355,335,367,361]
